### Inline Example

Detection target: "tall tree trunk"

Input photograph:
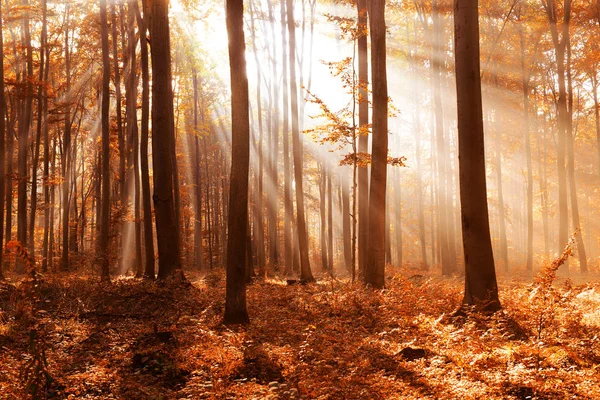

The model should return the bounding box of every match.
[519,28,533,272]
[41,0,51,272]
[267,0,280,272]
[543,0,570,265]
[127,0,141,276]
[385,194,392,265]
[593,74,600,177]
[327,172,333,273]
[150,0,182,279]
[281,0,293,275]
[432,0,453,277]
[364,0,388,288]
[111,1,127,273]
[287,0,314,283]
[99,0,111,281]
[394,170,403,267]
[17,0,33,273]
[357,0,369,279]
[493,66,509,272]
[29,0,48,261]
[60,5,72,270]
[0,0,6,279]
[341,175,351,271]
[249,2,266,275]
[319,164,327,271]
[192,73,205,271]
[224,0,250,324]
[454,0,500,310]
[135,0,155,279]
[203,138,214,269]
[408,20,428,270]
[566,38,587,273]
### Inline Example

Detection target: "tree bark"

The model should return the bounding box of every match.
[566,38,587,273]
[150,0,182,279]
[454,0,500,310]
[543,0,570,266]
[100,0,111,281]
[319,164,327,271]
[493,66,509,272]
[341,174,351,271]
[224,0,250,324]
[0,0,6,279]
[135,0,155,279]
[287,0,314,283]
[408,20,428,270]
[126,0,141,276]
[29,0,48,261]
[17,0,33,273]
[357,0,369,279]
[281,0,293,275]
[518,27,533,272]
[364,0,388,288]
[432,0,454,277]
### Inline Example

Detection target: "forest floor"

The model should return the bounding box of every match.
[0,265,599,399]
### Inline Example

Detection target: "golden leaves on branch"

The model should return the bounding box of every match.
[339,152,407,167]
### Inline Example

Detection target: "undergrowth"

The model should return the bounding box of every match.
[0,261,598,399]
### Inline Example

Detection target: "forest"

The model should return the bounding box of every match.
[0,0,599,398]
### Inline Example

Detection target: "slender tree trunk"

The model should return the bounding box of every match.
[492,67,509,272]
[29,0,47,261]
[150,0,182,279]
[454,0,500,310]
[319,164,327,271]
[224,0,250,324]
[287,0,314,283]
[543,0,570,266]
[518,29,533,272]
[593,74,600,177]
[135,0,155,279]
[203,138,214,269]
[249,3,266,275]
[341,175,351,271]
[408,20,428,270]
[99,0,111,281]
[432,0,453,277]
[0,0,6,279]
[266,0,280,272]
[281,0,293,275]
[110,2,127,273]
[357,0,369,279]
[364,0,388,288]
[192,73,205,272]
[126,0,141,276]
[327,172,333,273]
[394,170,403,267]
[535,97,549,260]
[566,38,587,273]
[17,0,33,273]
[385,193,392,265]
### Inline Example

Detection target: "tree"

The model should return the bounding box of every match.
[99,0,111,281]
[136,0,155,279]
[17,0,33,273]
[356,0,369,280]
[287,0,314,283]
[542,0,570,266]
[224,0,250,325]
[150,0,183,279]
[364,0,388,289]
[0,0,6,280]
[454,0,500,310]
[127,0,142,277]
